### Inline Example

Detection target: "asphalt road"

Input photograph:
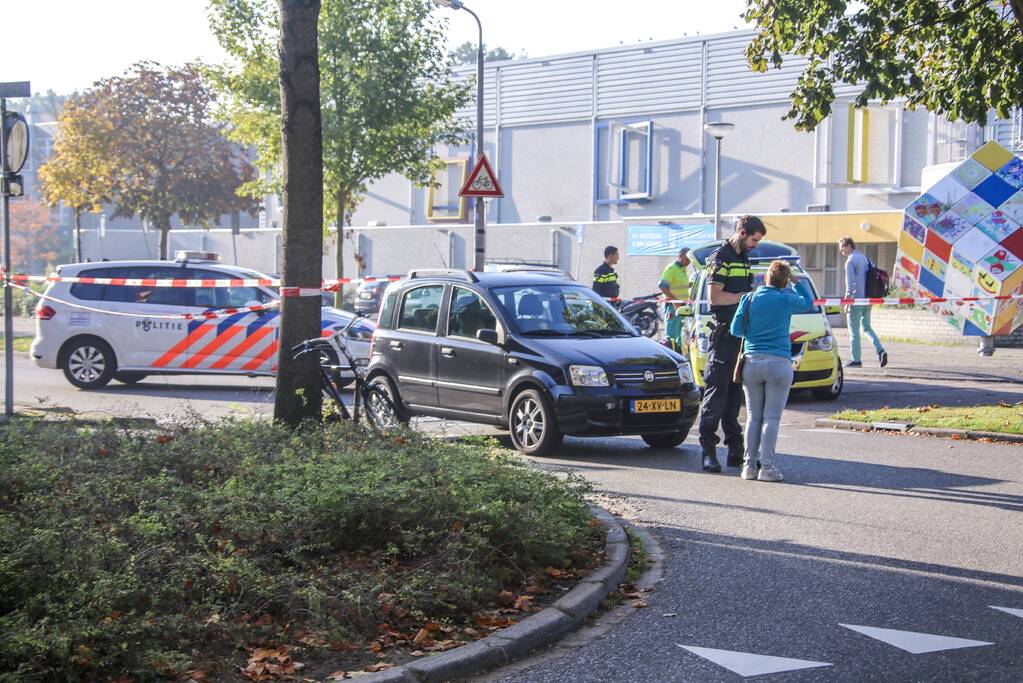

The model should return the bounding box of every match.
[10,352,1023,681]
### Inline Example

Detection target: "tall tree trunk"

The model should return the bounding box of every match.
[73,209,82,263]
[334,187,346,308]
[158,222,171,260]
[274,0,324,425]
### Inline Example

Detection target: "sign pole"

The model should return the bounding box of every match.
[0,81,31,419]
[0,96,12,417]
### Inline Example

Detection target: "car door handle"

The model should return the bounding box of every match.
[389,341,403,350]
[441,347,455,358]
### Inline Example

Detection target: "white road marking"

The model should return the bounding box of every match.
[839,624,993,654]
[990,606,1023,619]
[676,644,832,677]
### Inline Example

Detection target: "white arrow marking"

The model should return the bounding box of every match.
[991,606,1023,619]
[676,644,832,677]
[839,624,993,654]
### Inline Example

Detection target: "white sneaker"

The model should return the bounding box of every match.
[758,464,784,482]
[740,463,757,480]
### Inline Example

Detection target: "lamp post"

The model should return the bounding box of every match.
[704,121,734,236]
[434,0,486,271]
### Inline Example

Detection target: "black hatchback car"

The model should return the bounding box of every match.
[366,270,700,456]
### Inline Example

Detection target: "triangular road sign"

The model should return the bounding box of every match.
[459,153,504,198]
[676,644,832,677]
[839,624,993,654]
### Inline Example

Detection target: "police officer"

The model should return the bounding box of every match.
[699,215,766,472]
[593,245,621,300]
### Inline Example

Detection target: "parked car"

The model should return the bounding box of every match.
[367,269,701,455]
[353,278,395,316]
[31,252,374,389]
[682,240,844,400]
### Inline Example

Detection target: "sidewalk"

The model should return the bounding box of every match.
[832,328,1023,384]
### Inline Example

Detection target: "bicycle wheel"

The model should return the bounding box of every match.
[361,383,402,431]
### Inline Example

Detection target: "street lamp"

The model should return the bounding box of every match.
[704,121,735,235]
[434,0,487,271]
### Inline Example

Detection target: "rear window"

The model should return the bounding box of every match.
[69,266,189,306]
[377,288,399,329]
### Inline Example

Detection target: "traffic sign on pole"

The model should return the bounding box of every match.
[458,153,504,198]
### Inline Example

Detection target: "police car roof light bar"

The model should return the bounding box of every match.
[174,250,222,263]
[406,269,478,283]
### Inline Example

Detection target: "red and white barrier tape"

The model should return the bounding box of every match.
[0,271,403,292]
[611,294,1023,306]
[12,282,281,320]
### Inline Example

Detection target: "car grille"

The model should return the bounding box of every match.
[613,370,679,387]
[794,369,833,383]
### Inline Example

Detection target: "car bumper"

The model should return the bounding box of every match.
[690,352,839,389]
[551,384,701,436]
[29,337,58,369]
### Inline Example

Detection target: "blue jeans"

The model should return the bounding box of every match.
[741,354,793,467]
[848,305,884,363]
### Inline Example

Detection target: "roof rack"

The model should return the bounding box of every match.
[406,268,478,283]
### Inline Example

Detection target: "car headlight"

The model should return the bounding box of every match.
[808,334,834,352]
[569,365,609,387]
[677,363,694,384]
[696,335,709,353]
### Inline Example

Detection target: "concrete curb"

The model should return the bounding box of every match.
[358,505,630,683]
[814,417,1023,444]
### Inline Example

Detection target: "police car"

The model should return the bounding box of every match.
[30,252,375,389]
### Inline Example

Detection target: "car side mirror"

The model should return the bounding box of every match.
[476,328,500,345]
[825,304,842,315]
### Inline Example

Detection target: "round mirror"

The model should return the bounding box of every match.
[3,113,29,174]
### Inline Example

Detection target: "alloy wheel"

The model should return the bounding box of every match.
[513,397,545,448]
[68,346,106,383]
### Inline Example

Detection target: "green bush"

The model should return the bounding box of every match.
[0,419,597,681]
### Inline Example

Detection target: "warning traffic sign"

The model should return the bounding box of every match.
[458,153,504,198]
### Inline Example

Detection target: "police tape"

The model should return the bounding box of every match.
[610,294,1023,306]
[11,282,282,320]
[0,271,403,291]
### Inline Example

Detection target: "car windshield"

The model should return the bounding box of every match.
[698,273,821,314]
[492,284,634,336]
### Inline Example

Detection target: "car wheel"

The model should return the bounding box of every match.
[634,311,659,338]
[508,389,563,456]
[114,371,147,385]
[362,384,403,431]
[62,338,116,390]
[811,361,844,401]
[369,375,410,423]
[641,431,686,448]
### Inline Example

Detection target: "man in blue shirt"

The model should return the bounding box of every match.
[840,237,887,368]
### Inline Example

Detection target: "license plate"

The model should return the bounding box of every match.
[631,398,680,413]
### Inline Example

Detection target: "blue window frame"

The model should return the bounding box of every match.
[593,119,654,205]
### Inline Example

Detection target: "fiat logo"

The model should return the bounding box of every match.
[643,370,655,383]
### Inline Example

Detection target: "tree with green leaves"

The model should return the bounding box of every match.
[274,0,325,424]
[744,0,1023,131]
[450,41,521,65]
[208,0,470,304]
[44,63,259,259]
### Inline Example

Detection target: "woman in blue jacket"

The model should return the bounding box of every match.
[729,260,812,482]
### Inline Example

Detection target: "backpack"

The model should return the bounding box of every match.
[865,258,890,298]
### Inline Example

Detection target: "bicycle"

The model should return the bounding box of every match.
[291,314,402,431]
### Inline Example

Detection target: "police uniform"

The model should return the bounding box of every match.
[593,262,620,299]
[698,240,753,465]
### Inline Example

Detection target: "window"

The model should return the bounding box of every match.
[492,284,629,335]
[426,159,468,221]
[594,120,655,204]
[191,269,271,309]
[448,287,498,339]
[70,266,189,306]
[398,285,444,332]
[70,267,128,302]
[377,288,399,329]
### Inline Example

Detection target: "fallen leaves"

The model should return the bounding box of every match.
[241,646,303,681]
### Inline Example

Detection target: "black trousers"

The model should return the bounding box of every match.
[698,327,744,451]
